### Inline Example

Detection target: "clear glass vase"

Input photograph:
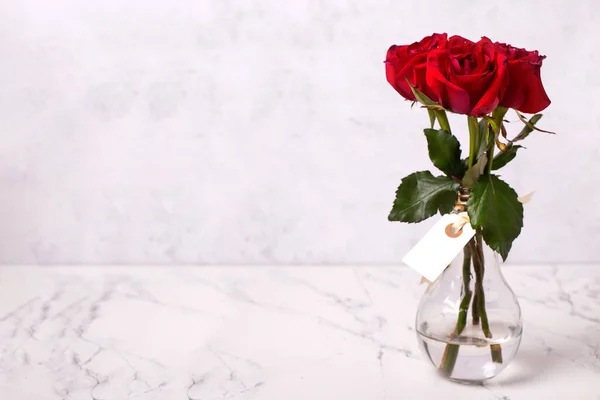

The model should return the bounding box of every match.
[415,232,523,383]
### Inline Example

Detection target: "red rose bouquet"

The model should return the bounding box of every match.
[386,32,551,259]
[385,33,552,380]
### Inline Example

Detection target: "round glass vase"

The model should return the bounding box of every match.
[415,233,523,383]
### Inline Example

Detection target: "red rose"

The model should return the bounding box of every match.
[425,36,509,116]
[495,43,551,114]
[385,33,447,101]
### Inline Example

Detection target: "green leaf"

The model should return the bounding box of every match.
[491,107,509,129]
[515,111,554,136]
[405,79,452,133]
[424,129,464,178]
[486,117,500,137]
[389,171,459,223]
[513,113,544,141]
[461,158,469,169]
[495,133,508,152]
[476,118,490,157]
[492,145,523,170]
[467,175,524,261]
[461,153,487,188]
[406,79,437,106]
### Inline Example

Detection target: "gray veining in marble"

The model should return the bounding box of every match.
[0,265,599,399]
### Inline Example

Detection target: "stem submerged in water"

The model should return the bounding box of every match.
[439,245,471,377]
[470,238,489,335]
[471,290,481,325]
[438,234,504,377]
[437,116,505,378]
[471,234,504,363]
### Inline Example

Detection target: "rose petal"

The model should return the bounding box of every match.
[426,50,471,114]
[500,59,551,113]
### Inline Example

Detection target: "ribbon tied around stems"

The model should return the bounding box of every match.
[418,191,534,285]
[448,192,532,238]
[450,212,470,236]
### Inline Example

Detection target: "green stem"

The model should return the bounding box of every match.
[471,234,504,364]
[470,229,482,325]
[439,245,472,376]
[440,344,460,377]
[435,110,451,134]
[490,344,504,364]
[486,135,496,174]
[487,107,508,173]
[454,282,472,336]
[440,288,472,376]
[461,245,472,292]
[467,116,479,168]
[470,237,489,336]
[472,289,480,326]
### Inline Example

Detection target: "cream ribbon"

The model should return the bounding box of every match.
[451,212,471,234]
[449,192,533,236]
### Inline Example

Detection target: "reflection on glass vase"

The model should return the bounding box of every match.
[415,225,523,383]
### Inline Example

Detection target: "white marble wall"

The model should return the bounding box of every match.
[0,0,599,264]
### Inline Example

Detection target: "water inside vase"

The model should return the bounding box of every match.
[416,321,522,382]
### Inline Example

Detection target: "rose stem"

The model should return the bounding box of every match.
[471,234,503,364]
[480,118,503,363]
[486,144,495,174]
[471,236,481,325]
[467,116,479,168]
[456,244,473,335]
[439,244,472,376]
[472,288,480,325]
[435,110,452,134]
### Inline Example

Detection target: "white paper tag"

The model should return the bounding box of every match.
[402,213,476,283]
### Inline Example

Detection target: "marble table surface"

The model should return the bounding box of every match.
[0,265,599,400]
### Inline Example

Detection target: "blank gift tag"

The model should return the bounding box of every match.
[402,213,476,283]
